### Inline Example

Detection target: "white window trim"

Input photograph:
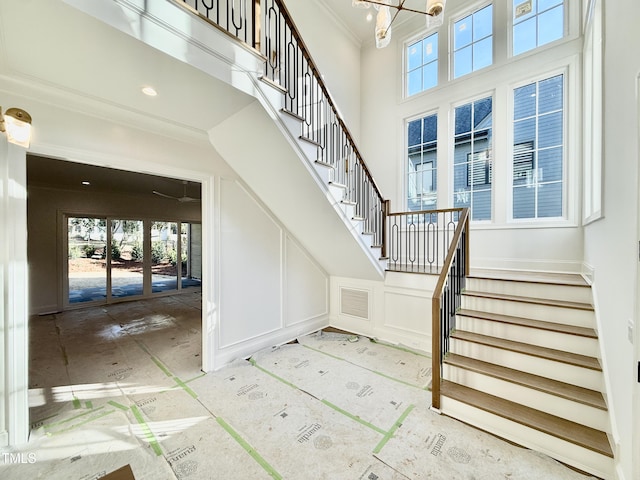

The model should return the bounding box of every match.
[506,62,579,226]
[582,0,603,225]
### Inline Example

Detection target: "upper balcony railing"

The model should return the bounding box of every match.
[179,0,387,254]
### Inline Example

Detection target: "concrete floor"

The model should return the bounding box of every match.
[0,294,597,479]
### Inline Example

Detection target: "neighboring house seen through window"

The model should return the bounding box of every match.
[453,97,493,221]
[513,0,564,56]
[407,114,438,211]
[453,4,493,79]
[512,74,564,219]
[406,33,438,96]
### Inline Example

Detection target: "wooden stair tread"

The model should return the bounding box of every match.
[445,353,607,410]
[451,330,602,371]
[463,290,594,311]
[299,135,322,146]
[441,381,613,458]
[468,269,590,287]
[457,309,598,338]
[280,107,304,121]
[314,160,334,169]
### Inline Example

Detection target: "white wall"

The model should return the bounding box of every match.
[216,178,329,364]
[330,272,438,353]
[583,1,640,478]
[358,0,584,272]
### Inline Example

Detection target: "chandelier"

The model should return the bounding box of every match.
[352,0,446,48]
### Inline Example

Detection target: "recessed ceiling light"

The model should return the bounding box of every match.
[366,12,373,21]
[142,86,158,97]
[82,181,91,186]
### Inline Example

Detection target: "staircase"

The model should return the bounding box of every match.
[438,269,614,479]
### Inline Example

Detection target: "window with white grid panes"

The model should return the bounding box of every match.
[513,0,564,56]
[453,97,493,220]
[406,33,438,97]
[453,4,493,79]
[512,74,564,219]
[407,114,438,211]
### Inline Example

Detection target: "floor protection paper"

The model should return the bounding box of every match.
[191,359,409,479]
[374,403,597,480]
[250,343,429,433]
[298,331,432,390]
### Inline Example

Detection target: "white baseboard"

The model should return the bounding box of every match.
[212,316,329,370]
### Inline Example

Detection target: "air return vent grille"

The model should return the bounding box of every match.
[340,288,369,319]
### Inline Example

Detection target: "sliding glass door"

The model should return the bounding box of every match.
[68,216,107,304]
[66,216,201,306]
[111,219,144,298]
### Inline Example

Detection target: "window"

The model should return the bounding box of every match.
[513,0,564,56]
[583,0,602,223]
[407,114,437,211]
[453,4,493,79]
[406,33,438,96]
[453,96,493,220]
[512,74,564,219]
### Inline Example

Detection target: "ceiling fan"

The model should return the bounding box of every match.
[152,180,200,203]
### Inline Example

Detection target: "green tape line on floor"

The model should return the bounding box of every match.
[320,399,387,435]
[183,372,207,384]
[134,338,173,377]
[369,369,429,391]
[108,400,130,411]
[370,339,431,358]
[301,344,345,361]
[373,404,415,454]
[249,359,300,391]
[44,406,106,429]
[173,376,198,399]
[150,355,173,377]
[72,397,81,409]
[217,417,282,480]
[49,410,116,436]
[131,405,163,456]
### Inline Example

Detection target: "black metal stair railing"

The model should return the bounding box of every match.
[179,0,387,255]
[430,208,469,410]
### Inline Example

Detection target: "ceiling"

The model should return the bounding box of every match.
[320,0,440,44]
[27,155,202,199]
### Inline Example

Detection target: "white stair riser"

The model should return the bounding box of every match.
[449,338,603,391]
[328,183,346,203]
[313,162,333,184]
[456,316,599,357]
[466,278,593,304]
[461,296,595,328]
[440,396,614,480]
[279,110,303,137]
[443,365,609,431]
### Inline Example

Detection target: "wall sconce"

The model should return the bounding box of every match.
[0,106,33,148]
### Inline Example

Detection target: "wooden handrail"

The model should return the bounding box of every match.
[431,207,469,410]
[387,207,464,217]
[266,0,386,204]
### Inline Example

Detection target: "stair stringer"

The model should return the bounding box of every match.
[208,100,385,280]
